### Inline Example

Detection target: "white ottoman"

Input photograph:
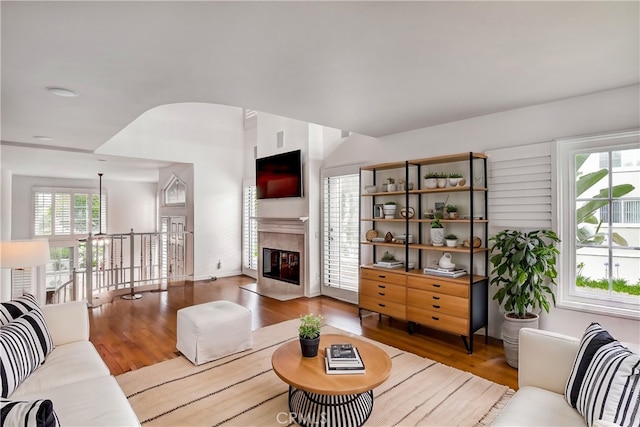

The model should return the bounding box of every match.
[177,300,253,365]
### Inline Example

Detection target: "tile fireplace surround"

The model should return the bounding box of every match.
[256,217,308,298]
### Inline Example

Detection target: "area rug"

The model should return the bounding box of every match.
[116,320,513,426]
[240,282,303,301]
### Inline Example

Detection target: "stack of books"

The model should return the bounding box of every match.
[423,267,467,278]
[324,343,365,375]
[373,260,404,269]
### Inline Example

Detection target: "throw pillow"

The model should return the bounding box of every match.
[0,309,54,398]
[0,293,41,326]
[565,322,616,407]
[0,398,59,427]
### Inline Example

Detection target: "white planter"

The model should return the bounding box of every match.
[430,228,445,246]
[424,178,437,189]
[383,205,397,219]
[437,178,447,188]
[448,177,460,186]
[502,313,540,369]
[445,239,457,247]
[387,183,397,192]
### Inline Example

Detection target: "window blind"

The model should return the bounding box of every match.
[33,187,106,238]
[242,185,258,270]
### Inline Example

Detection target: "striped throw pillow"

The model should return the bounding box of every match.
[0,398,59,427]
[566,323,640,427]
[0,293,41,326]
[0,309,54,398]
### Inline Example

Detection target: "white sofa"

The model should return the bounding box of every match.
[492,328,639,427]
[8,301,140,426]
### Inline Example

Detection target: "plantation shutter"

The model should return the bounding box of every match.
[486,142,554,229]
[322,172,360,292]
[33,187,106,237]
[34,191,52,236]
[54,193,71,235]
[243,185,258,270]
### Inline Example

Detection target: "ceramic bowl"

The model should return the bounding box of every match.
[365,185,378,193]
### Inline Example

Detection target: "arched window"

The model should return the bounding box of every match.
[163,174,187,207]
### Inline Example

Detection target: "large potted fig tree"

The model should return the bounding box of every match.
[489,229,560,368]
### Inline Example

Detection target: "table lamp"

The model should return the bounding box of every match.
[0,239,50,303]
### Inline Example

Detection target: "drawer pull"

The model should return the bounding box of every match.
[378,292,386,296]
[433,296,440,300]
[378,275,386,279]
[432,284,441,288]
[378,303,386,307]
[433,305,440,309]
[432,316,440,321]
[378,285,386,289]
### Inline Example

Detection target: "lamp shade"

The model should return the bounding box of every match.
[0,239,50,268]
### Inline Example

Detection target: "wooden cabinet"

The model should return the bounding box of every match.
[358,152,489,353]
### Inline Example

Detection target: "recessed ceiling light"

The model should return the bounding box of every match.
[97,159,107,162]
[45,86,78,97]
[33,135,53,141]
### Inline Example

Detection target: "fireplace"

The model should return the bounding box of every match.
[263,248,300,285]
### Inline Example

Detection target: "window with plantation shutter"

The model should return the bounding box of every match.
[242,185,258,271]
[322,171,360,296]
[33,187,106,239]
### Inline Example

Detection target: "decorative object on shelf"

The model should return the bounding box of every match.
[438,252,456,270]
[394,234,413,244]
[386,177,396,192]
[446,205,459,219]
[436,173,447,188]
[445,233,458,247]
[384,231,394,242]
[373,204,384,219]
[383,202,397,219]
[489,229,561,368]
[463,236,482,248]
[399,207,415,219]
[424,172,438,189]
[423,209,434,219]
[298,313,323,357]
[365,229,378,242]
[448,172,463,187]
[381,251,396,261]
[365,185,378,194]
[458,178,467,187]
[430,218,445,246]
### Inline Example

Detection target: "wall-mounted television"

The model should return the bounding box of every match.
[256,149,303,199]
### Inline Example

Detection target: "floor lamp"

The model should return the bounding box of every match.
[0,239,50,304]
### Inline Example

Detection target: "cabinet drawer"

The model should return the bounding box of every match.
[407,306,468,335]
[360,279,406,304]
[407,276,468,298]
[407,289,468,318]
[361,268,406,286]
[359,295,406,320]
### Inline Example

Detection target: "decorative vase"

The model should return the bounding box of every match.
[448,178,460,187]
[449,212,459,220]
[431,228,445,246]
[387,183,397,192]
[383,205,397,219]
[445,239,457,248]
[299,336,320,357]
[437,178,447,188]
[502,313,539,368]
[425,178,437,189]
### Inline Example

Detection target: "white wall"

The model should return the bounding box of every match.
[322,84,640,342]
[97,103,244,280]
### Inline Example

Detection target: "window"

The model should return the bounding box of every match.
[34,188,106,239]
[163,174,187,206]
[242,185,258,271]
[322,170,360,295]
[557,131,640,319]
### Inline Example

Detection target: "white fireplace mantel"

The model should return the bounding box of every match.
[254,217,308,234]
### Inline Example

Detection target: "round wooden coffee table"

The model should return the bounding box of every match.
[271,334,392,427]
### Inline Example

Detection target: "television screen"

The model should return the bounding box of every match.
[256,150,302,199]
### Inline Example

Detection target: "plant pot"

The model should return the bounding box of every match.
[437,178,447,188]
[387,183,397,192]
[502,312,539,369]
[445,239,457,247]
[430,228,445,246]
[383,205,397,219]
[449,212,459,220]
[448,178,460,186]
[424,178,437,189]
[299,336,320,357]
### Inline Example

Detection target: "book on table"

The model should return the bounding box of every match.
[324,357,365,375]
[325,345,365,373]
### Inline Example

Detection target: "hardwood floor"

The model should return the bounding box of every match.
[88,275,518,390]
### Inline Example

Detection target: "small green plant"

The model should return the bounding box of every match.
[445,233,457,240]
[448,172,463,178]
[298,313,322,339]
[431,218,443,228]
[424,172,439,179]
[446,205,458,213]
[384,201,396,205]
[381,251,396,261]
[387,177,395,184]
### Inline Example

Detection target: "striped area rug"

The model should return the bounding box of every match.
[116,320,513,426]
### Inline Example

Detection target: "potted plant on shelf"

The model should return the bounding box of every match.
[445,233,458,247]
[430,218,445,246]
[387,177,396,192]
[383,201,397,219]
[436,173,448,188]
[298,313,323,357]
[423,172,439,189]
[446,204,459,219]
[489,229,561,368]
[448,172,463,187]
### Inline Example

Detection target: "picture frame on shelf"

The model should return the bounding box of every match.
[373,204,384,218]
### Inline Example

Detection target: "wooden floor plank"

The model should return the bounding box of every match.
[88,275,518,390]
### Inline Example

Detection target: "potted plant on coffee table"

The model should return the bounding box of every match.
[298,313,323,357]
[489,229,560,368]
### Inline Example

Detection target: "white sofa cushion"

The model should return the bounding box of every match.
[11,341,110,398]
[492,386,586,426]
[14,376,140,427]
[0,397,59,427]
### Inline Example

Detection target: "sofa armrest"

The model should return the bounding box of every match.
[518,328,580,394]
[41,301,90,346]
